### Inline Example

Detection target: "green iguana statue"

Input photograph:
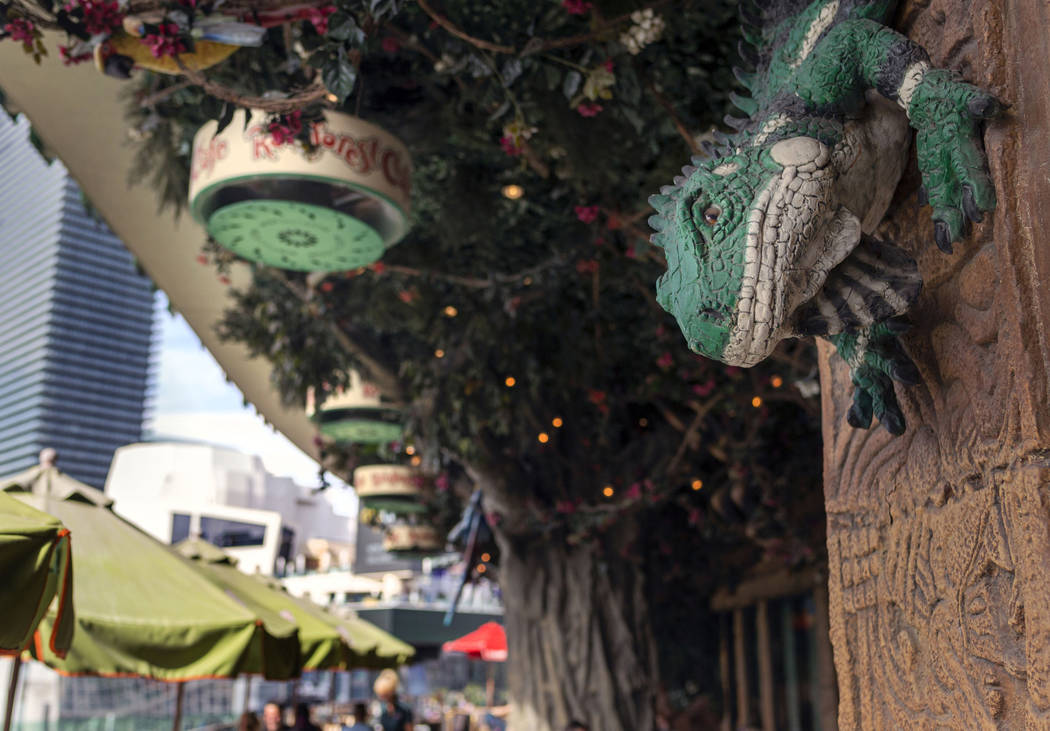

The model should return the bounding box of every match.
[648,0,1000,434]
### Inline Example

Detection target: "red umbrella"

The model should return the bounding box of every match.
[442,622,507,662]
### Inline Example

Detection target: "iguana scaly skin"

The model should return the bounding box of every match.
[648,0,1000,435]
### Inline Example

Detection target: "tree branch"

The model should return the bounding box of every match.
[176,59,328,113]
[646,82,700,154]
[416,0,677,56]
[270,270,405,401]
[415,0,515,54]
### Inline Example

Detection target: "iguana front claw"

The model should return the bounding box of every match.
[828,319,918,436]
[908,69,1001,253]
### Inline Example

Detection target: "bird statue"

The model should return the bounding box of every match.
[94,13,265,78]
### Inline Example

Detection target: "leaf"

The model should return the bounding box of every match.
[322,49,357,103]
[620,106,645,133]
[562,71,582,100]
[325,11,355,41]
[215,102,235,136]
[501,58,523,87]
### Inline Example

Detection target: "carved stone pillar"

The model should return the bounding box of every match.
[820,0,1050,726]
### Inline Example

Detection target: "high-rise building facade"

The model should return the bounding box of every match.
[0,113,154,488]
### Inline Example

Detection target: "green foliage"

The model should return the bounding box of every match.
[121,0,826,702]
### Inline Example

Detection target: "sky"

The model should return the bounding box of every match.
[148,292,354,513]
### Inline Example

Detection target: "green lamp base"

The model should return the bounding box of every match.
[207,199,384,272]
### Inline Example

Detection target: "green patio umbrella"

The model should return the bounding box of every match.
[175,538,415,670]
[0,460,302,682]
[0,491,74,731]
[0,490,73,659]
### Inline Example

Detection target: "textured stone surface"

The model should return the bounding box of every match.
[819,0,1050,726]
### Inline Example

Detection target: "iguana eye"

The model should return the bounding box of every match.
[703,205,721,225]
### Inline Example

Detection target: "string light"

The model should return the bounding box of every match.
[443,305,458,317]
[751,396,763,408]
[476,563,487,574]
[505,376,516,387]
[325,93,338,102]
[435,349,445,358]
[405,446,416,455]
[537,432,550,443]
[481,552,491,562]
[523,276,533,286]
[501,184,524,200]
[639,418,649,427]
[771,375,783,388]
[410,455,422,466]
[551,417,563,428]
[602,485,614,497]
[691,479,703,491]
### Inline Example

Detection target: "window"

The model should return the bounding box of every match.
[170,513,191,544]
[200,516,266,547]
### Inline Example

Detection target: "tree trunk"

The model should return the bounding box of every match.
[494,517,660,731]
[820,0,1050,727]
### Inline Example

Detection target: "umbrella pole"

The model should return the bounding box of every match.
[2,655,22,731]
[485,662,495,709]
[242,675,252,713]
[172,681,185,731]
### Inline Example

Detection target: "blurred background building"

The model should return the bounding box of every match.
[0,113,155,488]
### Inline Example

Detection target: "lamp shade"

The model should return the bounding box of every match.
[189,110,411,272]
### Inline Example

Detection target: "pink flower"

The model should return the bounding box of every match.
[688,508,702,526]
[561,0,593,14]
[267,110,303,146]
[142,23,187,58]
[555,500,577,514]
[593,237,606,247]
[306,5,335,34]
[726,366,742,377]
[3,18,35,44]
[574,205,599,223]
[576,102,603,117]
[625,483,642,500]
[369,261,386,274]
[397,290,416,303]
[381,36,400,53]
[485,511,502,526]
[66,0,122,34]
[196,253,209,265]
[657,351,673,369]
[435,473,450,492]
[499,135,523,156]
[575,259,599,275]
[692,378,716,397]
[601,59,614,72]
[59,44,92,65]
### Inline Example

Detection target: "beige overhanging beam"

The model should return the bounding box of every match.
[0,41,319,463]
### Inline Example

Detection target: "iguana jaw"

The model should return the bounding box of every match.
[721,137,844,367]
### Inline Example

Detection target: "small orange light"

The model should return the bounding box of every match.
[501,184,524,200]
[405,445,416,455]
[602,486,614,497]
[523,276,533,286]
[751,396,762,408]
[476,563,487,574]
[410,455,422,466]
[691,479,703,491]
[552,417,563,428]
[435,349,445,358]
[505,376,516,387]
[639,418,649,427]
[537,432,550,443]
[325,93,338,102]
[481,553,491,562]
[443,305,458,317]
[771,375,783,388]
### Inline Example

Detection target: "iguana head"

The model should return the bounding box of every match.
[649,136,860,367]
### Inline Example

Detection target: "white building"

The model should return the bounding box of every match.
[106,441,355,575]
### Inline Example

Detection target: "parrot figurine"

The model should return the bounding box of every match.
[94,13,265,78]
